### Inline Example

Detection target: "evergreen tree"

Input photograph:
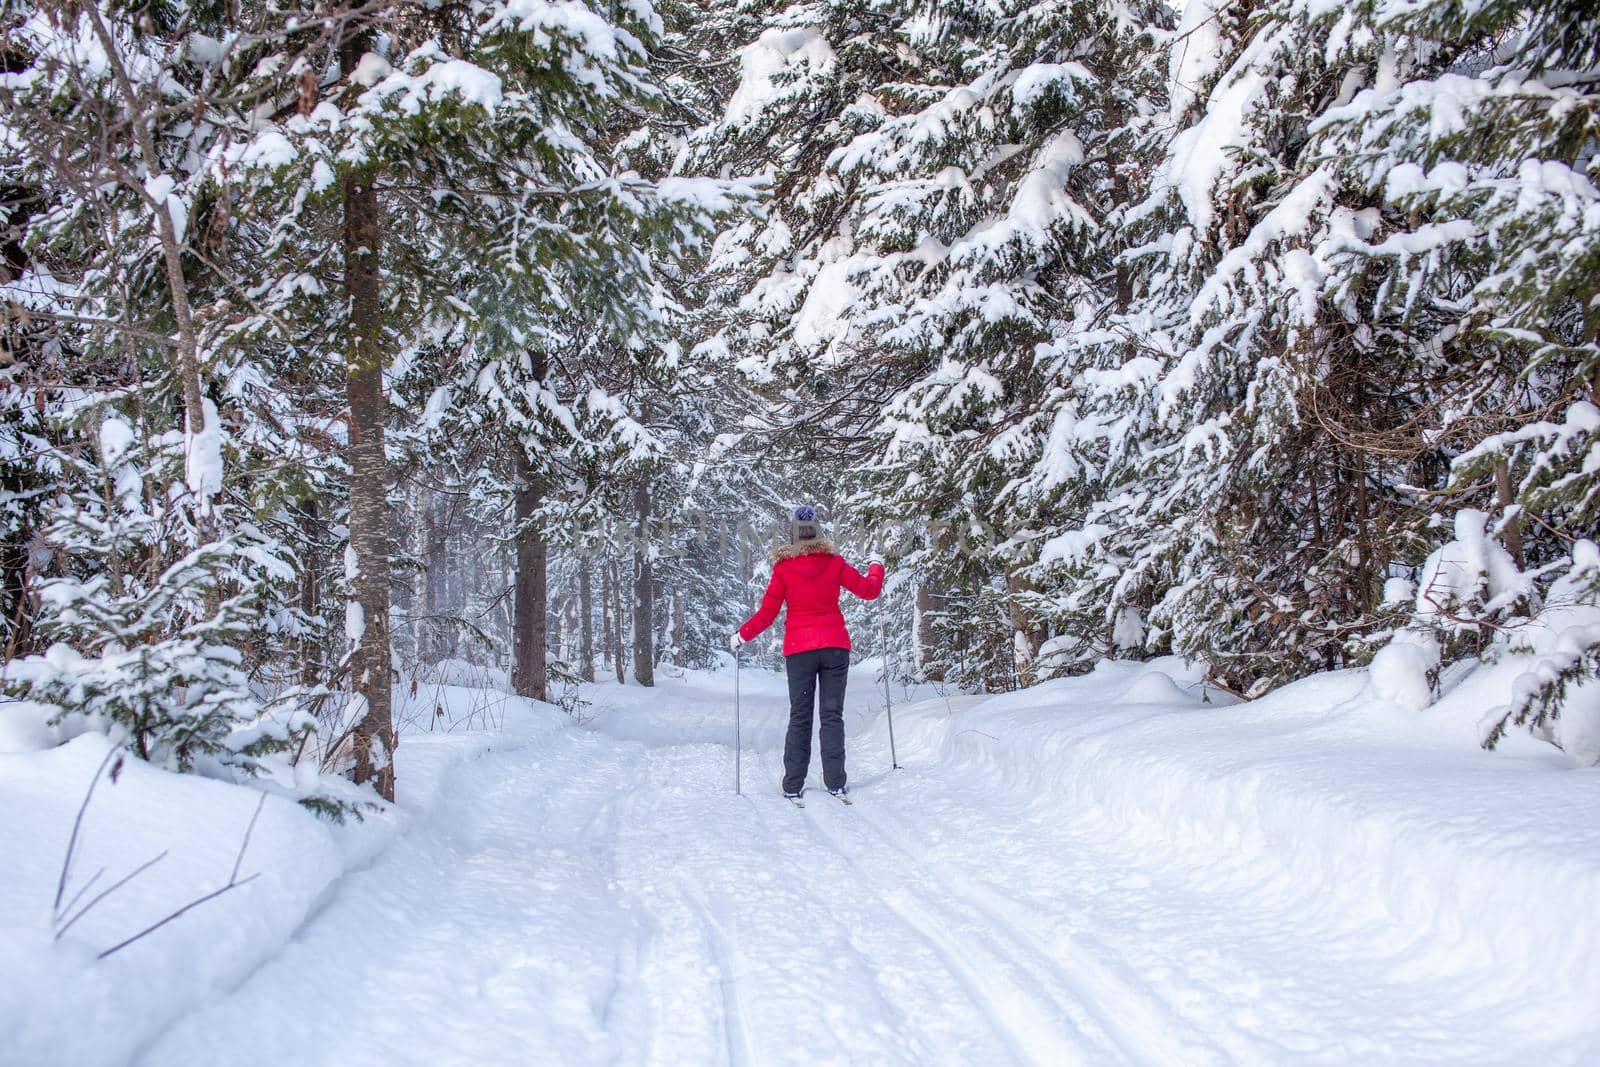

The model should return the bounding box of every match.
[1022,0,1442,690]
[688,0,1168,687]
[1314,0,1600,752]
[215,0,743,787]
[2,0,325,765]
[4,414,312,776]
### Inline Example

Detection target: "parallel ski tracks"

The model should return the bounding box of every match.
[753,751,1088,1066]
[682,889,754,1067]
[836,799,1234,1067]
[772,746,1229,1067]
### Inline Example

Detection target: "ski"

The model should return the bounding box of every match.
[827,790,852,806]
[780,775,805,807]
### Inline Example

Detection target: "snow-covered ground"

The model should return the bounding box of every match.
[6,658,1600,1066]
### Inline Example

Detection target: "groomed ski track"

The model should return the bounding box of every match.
[141,666,1588,1067]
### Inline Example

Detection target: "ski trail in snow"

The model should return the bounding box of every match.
[137,666,1592,1067]
[684,887,753,1067]
[141,728,667,1067]
[757,749,1087,1067]
[675,747,944,1066]
[826,789,1230,1067]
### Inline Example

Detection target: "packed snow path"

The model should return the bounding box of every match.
[144,665,1594,1067]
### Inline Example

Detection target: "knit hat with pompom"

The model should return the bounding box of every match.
[790,505,821,543]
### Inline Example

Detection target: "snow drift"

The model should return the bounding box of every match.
[865,657,1600,1047]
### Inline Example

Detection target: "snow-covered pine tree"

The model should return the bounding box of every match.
[682,0,944,393]
[1306,0,1600,755]
[1020,0,1455,692]
[4,413,312,775]
[1313,2,1600,554]
[609,66,790,674]
[687,0,1167,688]
[838,0,1169,688]
[218,0,742,787]
[2,0,326,773]
[1008,0,1599,717]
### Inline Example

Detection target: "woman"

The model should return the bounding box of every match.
[730,506,885,799]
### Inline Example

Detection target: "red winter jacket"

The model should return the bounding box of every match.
[739,541,885,655]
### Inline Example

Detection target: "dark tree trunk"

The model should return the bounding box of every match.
[0,532,31,662]
[339,61,396,800]
[1004,569,1042,688]
[562,593,577,666]
[0,185,36,284]
[578,558,595,682]
[510,442,548,702]
[632,483,655,686]
[915,583,945,682]
[422,492,447,662]
[299,499,322,686]
[672,588,686,667]
[600,558,612,669]
[1493,456,1525,570]
[611,557,625,683]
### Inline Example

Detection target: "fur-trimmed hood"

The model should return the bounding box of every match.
[771,537,836,564]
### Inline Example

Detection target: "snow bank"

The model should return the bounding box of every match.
[1,683,568,1067]
[0,735,356,1067]
[862,657,1600,1040]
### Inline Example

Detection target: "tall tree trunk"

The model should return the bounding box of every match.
[82,4,213,537]
[672,587,686,667]
[510,442,549,701]
[915,583,945,682]
[444,499,461,660]
[1349,367,1376,620]
[423,492,446,663]
[299,499,322,686]
[633,483,655,686]
[600,558,612,670]
[392,495,418,669]
[339,31,395,801]
[1004,569,1042,688]
[1493,456,1525,570]
[611,557,626,684]
[579,558,595,682]
[1354,456,1373,618]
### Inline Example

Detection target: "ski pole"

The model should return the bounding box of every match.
[878,601,899,770]
[734,646,742,795]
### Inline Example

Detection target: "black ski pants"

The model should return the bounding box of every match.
[782,646,850,793]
